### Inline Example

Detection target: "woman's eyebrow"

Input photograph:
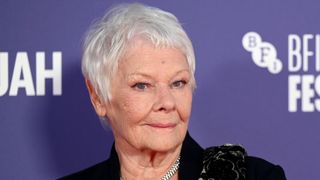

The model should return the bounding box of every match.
[127,69,190,79]
[174,69,190,75]
[127,72,153,79]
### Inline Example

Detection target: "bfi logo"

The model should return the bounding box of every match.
[242,32,283,74]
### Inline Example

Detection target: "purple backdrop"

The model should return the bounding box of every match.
[1,0,319,179]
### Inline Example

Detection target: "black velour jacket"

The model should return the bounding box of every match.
[59,133,286,180]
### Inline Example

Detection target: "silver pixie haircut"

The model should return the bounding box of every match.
[82,3,196,102]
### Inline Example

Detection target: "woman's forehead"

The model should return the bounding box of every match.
[119,44,188,74]
[124,37,182,58]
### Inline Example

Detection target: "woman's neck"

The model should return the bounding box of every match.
[115,139,182,180]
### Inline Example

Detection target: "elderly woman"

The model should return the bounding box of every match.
[60,3,286,180]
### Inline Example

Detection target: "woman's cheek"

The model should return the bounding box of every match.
[176,89,192,121]
[120,93,154,121]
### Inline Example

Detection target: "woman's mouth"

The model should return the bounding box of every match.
[147,123,177,129]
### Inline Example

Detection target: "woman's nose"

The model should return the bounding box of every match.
[152,85,176,112]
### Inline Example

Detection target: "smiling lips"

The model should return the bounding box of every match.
[147,123,177,129]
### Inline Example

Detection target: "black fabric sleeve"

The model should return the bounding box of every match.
[246,156,286,180]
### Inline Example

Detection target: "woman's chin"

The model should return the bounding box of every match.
[144,141,181,153]
[139,132,184,152]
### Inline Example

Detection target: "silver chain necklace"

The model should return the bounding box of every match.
[161,156,180,180]
[120,156,180,180]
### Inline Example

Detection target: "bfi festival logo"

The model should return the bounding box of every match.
[0,52,62,96]
[242,32,320,112]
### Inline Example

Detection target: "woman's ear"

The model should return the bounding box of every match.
[85,79,107,117]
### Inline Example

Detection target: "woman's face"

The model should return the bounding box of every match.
[101,39,192,152]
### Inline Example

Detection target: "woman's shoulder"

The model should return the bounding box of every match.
[58,144,120,180]
[57,160,109,180]
[199,144,286,180]
[57,158,119,180]
[246,156,286,180]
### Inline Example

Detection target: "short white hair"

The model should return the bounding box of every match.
[82,3,196,102]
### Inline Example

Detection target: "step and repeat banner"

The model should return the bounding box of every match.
[1,0,319,179]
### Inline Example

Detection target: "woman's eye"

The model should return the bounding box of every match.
[171,80,187,88]
[132,82,149,90]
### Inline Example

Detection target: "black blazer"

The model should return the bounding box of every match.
[59,133,286,180]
